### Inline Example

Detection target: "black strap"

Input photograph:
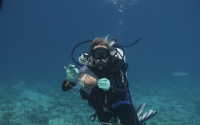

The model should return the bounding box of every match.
[110,62,128,73]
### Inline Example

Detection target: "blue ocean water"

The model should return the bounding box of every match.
[0,0,199,124]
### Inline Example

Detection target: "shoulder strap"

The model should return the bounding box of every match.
[110,57,129,73]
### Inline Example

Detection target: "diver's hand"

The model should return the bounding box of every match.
[64,64,79,82]
[97,78,110,91]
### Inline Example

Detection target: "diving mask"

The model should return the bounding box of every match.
[91,48,110,60]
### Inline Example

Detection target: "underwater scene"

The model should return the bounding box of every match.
[0,0,200,125]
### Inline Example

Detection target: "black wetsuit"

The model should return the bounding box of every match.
[62,56,143,125]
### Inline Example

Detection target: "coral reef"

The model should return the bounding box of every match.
[0,79,199,125]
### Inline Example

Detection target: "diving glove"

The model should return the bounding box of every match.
[97,78,110,91]
[64,64,79,82]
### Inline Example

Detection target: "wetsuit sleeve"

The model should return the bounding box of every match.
[62,79,76,91]
[111,69,128,101]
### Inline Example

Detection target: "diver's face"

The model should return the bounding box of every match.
[93,45,109,65]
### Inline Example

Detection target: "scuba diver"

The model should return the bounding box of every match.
[62,36,157,125]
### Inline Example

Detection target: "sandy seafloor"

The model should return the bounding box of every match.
[0,79,199,125]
